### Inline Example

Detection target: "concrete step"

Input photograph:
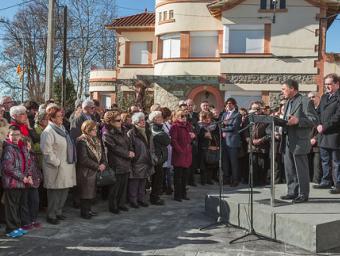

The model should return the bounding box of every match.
[205,184,340,253]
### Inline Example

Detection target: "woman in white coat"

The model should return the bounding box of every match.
[40,104,76,225]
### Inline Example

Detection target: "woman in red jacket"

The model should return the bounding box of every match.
[170,109,195,202]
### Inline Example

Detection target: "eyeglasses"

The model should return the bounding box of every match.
[90,128,97,132]
[114,119,122,122]
[309,96,315,99]
[324,83,334,86]
[179,115,186,119]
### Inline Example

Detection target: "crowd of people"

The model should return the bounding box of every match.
[0,73,339,238]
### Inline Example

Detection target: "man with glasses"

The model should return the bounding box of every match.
[314,73,340,193]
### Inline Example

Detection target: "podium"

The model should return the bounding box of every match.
[251,115,287,207]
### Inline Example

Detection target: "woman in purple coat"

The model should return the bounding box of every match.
[170,109,195,202]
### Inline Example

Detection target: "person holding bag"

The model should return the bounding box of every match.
[76,120,106,219]
[102,111,134,214]
[198,111,219,185]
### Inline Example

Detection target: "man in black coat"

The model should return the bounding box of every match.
[313,73,340,193]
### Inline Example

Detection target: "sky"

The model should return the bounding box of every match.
[0,0,339,53]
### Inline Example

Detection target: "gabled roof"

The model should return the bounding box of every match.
[106,12,155,29]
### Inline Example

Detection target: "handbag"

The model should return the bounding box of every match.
[96,166,116,187]
[205,147,220,165]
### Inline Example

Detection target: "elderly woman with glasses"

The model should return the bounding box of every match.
[170,109,195,202]
[76,120,106,219]
[127,112,155,208]
[102,111,134,214]
[40,104,76,225]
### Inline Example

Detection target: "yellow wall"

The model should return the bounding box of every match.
[154,61,220,76]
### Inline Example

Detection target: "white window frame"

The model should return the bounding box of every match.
[130,42,149,65]
[224,24,264,54]
[161,33,180,59]
[190,31,218,57]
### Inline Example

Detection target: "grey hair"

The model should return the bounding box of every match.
[148,111,162,122]
[82,99,94,109]
[10,105,27,118]
[132,112,145,125]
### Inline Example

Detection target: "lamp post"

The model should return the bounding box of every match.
[272,0,278,24]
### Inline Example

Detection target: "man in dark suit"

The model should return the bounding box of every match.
[313,73,340,193]
[70,99,95,141]
[221,98,241,187]
[280,79,319,203]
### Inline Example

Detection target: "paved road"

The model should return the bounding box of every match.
[0,181,337,256]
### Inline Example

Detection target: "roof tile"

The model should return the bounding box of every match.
[107,12,155,28]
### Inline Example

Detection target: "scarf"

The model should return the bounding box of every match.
[136,125,147,142]
[78,134,102,163]
[49,122,76,164]
[10,121,29,137]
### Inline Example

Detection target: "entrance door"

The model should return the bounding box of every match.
[193,90,217,110]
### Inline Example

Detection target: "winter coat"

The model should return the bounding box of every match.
[40,124,76,189]
[76,140,104,199]
[102,125,132,175]
[127,126,155,179]
[1,140,32,189]
[28,151,43,189]
[150,123,171,166]
[162,122,173,169]
[317,89,340,149]
[170,121,193,168]
[32,124,44,169]
[70,113,93,141]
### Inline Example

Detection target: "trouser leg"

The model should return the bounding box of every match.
[128,179,138,204]
[4,189,23,233]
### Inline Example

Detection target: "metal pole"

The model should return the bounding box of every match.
[45,0,56,102]
[271,119,276,207]
[61,5,67,107]
[21,38,25,103]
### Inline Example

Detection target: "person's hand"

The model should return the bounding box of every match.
[311,138,317,146]
[204,132,212,139]
[128,151,135,158]
[253,139,262,145]
[222,132,226,138]
[189,132,196,139]
[317,124,323,134]
[287,115,299,126]
[98,164,106,172]
[23,177,29,184]
[27,176,33,185]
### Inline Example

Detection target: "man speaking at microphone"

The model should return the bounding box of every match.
[280,79,319,203]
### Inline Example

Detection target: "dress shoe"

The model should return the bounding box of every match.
[138,201,149,207]
[119,206,129,211]
[89,210,98,216]
[182,197,190,200]
[313,183,331,189]
[110,208,120,214]
[280,194,297,200]
[207,181,214,185]
[56,215,66,220]
[329,188,340,194]
[129,202,139,209]
[188,182,197,187]
[81,214,91,219]
[46,217,60,225]
[150,199,165,205]
[292,195,308,203]
[230,182,239,187]
[174,198,182,202]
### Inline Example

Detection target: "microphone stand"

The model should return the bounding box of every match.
[200,116,242,230]
[229,114,277,244]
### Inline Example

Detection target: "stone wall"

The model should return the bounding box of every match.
[224,74,316,85]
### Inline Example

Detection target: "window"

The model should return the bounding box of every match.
[163,11,167,21]
[158,12,162,22]
[101,95,112,110]
[169,10,174,19]
[161,34,180,58]
[130,42,149,64]
[224,25,264,54]
[260,0,286,10]
[190,31,218,57]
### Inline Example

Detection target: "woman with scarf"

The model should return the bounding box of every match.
[127,112,155,208]
[102,111,134,214]
[76,120,106,219]
[197,111,220,185]
[170,109,194,202]
[40,104,76,225]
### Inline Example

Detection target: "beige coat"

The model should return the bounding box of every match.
[40,124,76,189]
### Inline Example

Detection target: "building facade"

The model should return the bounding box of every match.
[89,0,339,110]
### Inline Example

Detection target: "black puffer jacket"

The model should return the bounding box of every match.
[150,123,171,166]
[102,125,132,175]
